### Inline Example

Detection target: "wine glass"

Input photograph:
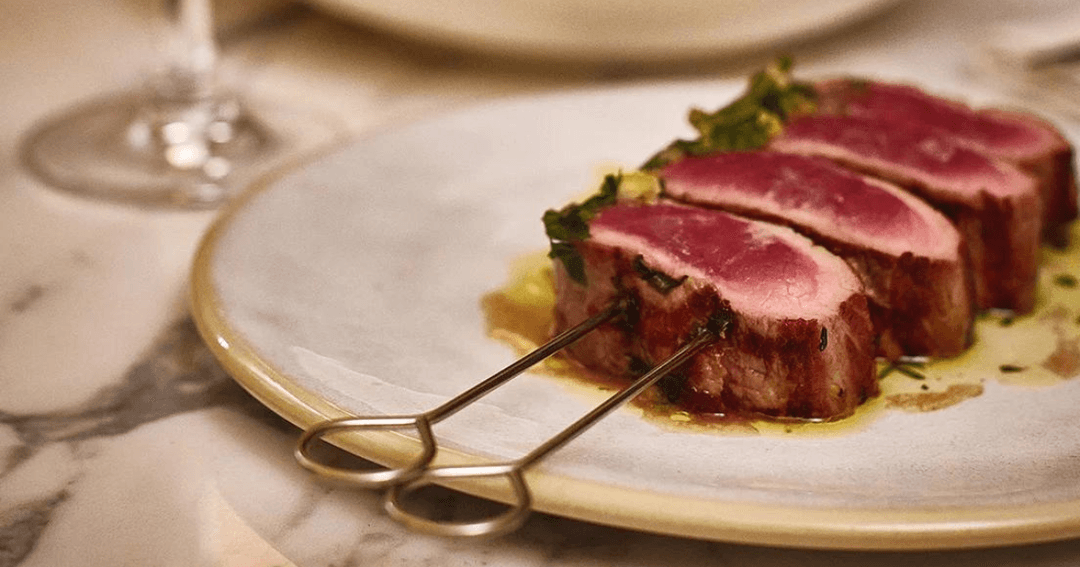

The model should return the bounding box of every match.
[20,0,337,209]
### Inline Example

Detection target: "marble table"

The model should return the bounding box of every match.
[4,0,1080,565]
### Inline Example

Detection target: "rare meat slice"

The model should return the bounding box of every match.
[553,200,877,419]
[769,114,1042,313]
[814,78,1077,245]
[659,151,973,359]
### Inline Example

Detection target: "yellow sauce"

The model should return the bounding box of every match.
[482,223,1080,437]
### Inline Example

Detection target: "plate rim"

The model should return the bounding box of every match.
[305,0,905,63]
[189,85,1080,551]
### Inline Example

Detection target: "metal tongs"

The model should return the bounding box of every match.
[295,297,731,537]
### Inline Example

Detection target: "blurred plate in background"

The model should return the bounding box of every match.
[305,0,904,63]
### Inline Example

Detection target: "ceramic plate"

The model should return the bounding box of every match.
[191,77,1080,550]
[306,0,903,63]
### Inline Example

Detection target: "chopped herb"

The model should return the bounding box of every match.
[920,384,929,391]
[627,355,651,377]
[632,255,688,294]
[542,173,620,284]
[545,242,585,285]
[617,171,663,204]
[617,295,641,332]
[999,364,1026,373]
[642,56,817,169]
[706,307,736,338]
[657,370,689,403]
[894,364,926,380]
[819,327,828,352]
[1054,274,1078,288]
[642,140,699,171]
[878,358,926,379]
[999,317,1014,327]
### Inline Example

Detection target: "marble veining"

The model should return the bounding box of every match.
[4,259,1080,567]
[6,285,46,315]
[0,316,285,566]
[6,0,1080,565]
[0,318,283,448]
[0,494,64,566]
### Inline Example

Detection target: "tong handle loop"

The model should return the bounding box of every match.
[294,414,437,488]
[291,299,728,537]
[378,319,722,537]
[384,463,531,538]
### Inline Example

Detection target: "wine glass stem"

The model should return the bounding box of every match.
[19,0,336,208]
[158,0,218,103]
[130,0,245,175]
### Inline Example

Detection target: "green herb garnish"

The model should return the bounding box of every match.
[657,370,689,403]
[543,173,621,284]
[895,365,926,380]
[642,56,816,170]
[879,361,926,380]
[1054,274,1078,288]
[628,355,651,377]
[632,255,688,294]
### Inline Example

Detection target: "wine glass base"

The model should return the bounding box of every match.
[21,93,340,210]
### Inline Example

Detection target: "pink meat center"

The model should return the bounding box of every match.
[592,203,821,306]
[662,152,929,245]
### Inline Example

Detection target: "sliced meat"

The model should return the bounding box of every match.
[553,200,877,420]
[769,113,1042,313]
[659,151,973,359]
[814,78,1077,245]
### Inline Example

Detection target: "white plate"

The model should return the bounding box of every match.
[306,0,903,62]
[191,78,1080,550]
